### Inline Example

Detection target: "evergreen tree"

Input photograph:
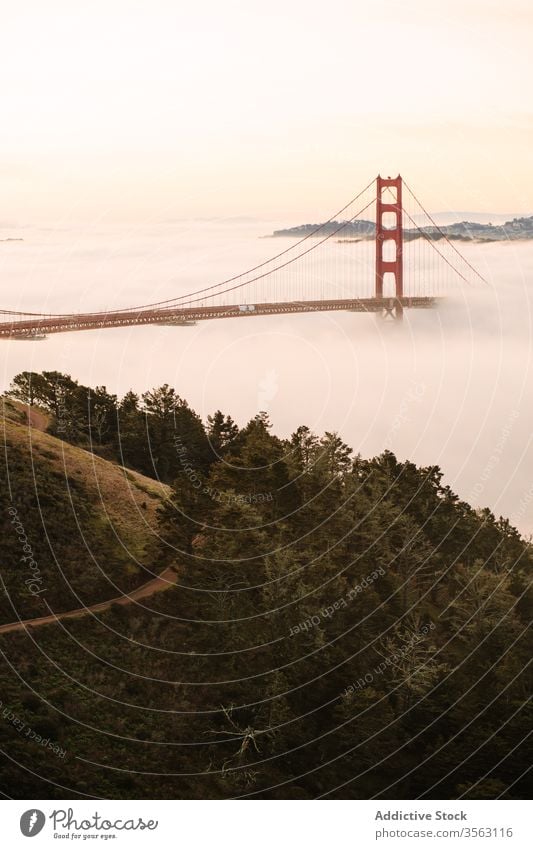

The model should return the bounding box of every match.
[8,371,45,407]
[207,410,239,457]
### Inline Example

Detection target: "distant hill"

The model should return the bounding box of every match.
[271,220,375,238]
[270,214,533,242]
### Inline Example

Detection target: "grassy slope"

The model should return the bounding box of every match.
[0,397,171,622]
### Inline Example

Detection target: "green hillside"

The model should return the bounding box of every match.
[0,384,531,800]
[0,396,170,623]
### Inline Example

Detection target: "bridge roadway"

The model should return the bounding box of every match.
[0,296,437,339]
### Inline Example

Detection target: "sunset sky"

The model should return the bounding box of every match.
[1,0,532,222]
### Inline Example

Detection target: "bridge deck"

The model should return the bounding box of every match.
[0,297,437,338]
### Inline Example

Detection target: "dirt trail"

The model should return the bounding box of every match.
[0,566,178,636]
[17,402,49,431]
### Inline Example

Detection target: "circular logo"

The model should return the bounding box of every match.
[20,809,46,837]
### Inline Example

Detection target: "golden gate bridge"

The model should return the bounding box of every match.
[0,176,488,340]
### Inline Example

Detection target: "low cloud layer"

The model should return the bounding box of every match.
[2,223,532,534]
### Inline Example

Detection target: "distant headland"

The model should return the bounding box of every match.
[268,215,533,242]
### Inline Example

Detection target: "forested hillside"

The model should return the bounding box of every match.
[0,372,531,799]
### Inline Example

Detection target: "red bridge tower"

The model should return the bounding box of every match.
[375,175,404,320]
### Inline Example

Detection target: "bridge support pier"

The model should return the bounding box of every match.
[376,175,404,321]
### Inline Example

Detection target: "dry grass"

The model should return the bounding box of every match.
[1,396,171,562]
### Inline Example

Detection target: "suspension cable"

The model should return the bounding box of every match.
[401,207,473,287]
[144,197,377,310]
[402,178,490,285]
[0,178,377,318]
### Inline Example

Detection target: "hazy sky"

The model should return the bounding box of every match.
[1,0,532,223]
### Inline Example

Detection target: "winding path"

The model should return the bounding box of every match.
[0,566,178,636]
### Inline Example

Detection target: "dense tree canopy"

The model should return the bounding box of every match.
[0,374,531,799]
